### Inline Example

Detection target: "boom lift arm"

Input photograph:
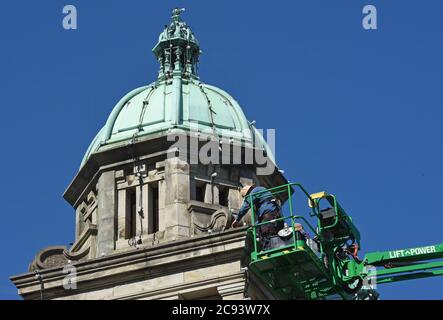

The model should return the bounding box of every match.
[245,183,443,300]
[353,243,443,285]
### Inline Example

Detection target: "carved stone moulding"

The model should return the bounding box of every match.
[29,246,69,272]
[188,201,233,235]
[29,224,98,271]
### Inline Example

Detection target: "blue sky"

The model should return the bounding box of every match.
[1,0,442,300]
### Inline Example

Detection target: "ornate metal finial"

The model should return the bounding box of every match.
[153,8,200,81]
[172,8,185,23]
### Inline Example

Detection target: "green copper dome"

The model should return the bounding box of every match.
[81,81,254,167]
[80,9,272,168]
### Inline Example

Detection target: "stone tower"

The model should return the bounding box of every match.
[11,9,288,300]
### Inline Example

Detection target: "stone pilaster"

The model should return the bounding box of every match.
[75,206,83,240]
[228,189,241,210]
[204,183,219,205]
[144,183,152,234]
[163,157,191,240]
[116,188,129,241]
[96,170,116,255]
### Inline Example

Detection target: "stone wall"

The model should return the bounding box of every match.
[11,228,256,300]
[13,133,288,300]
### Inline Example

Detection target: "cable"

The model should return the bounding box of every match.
[137,170,144,240]
[196,82,222,151]
[138,86,156,132]
[126,131,145,249]
[34,270,44,300]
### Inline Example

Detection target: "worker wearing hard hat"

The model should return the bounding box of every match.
[231,184,283,247]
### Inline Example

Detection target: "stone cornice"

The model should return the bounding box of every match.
[10,228,248,299]
[118,273,245,300]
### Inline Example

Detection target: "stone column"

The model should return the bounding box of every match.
[204,184,219,204]
[228,189,241,210]
[143,183,151,235]
[96,170,116,256]
[163,157,190,240]
[75,206,83,240]
[117,189,129,240]
[158,179,166,232]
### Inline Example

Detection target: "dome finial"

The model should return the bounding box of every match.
[171,8,185,23]
[152,8,200,81]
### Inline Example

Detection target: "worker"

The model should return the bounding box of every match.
[231,184,283,249]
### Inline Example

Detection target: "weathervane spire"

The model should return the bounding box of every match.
[172,8,185,23]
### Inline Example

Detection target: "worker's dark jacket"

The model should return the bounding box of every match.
[237,186,280,222]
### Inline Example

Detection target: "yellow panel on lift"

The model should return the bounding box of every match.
[308,191,328,207]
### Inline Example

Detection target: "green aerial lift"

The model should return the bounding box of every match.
[245,183,443,300]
